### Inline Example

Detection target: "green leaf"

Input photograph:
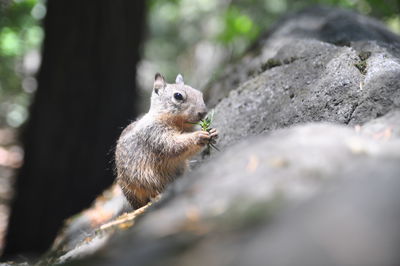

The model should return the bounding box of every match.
[0,27,21,56]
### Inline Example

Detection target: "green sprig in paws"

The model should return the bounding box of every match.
[187,110,219,154]
[198,110,219,152]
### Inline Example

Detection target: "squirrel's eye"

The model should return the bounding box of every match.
[173,92,184,101]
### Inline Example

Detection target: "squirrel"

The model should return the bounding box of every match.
[115,73,218,209]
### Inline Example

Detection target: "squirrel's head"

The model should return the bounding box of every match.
[150,73,207,124]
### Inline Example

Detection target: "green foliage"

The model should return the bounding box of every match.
[0,0,43,57]
[198,110,219,152]
[218,7,259,45]
[186,109,219,153]
[0,0,44,127]
[198,109,214,132]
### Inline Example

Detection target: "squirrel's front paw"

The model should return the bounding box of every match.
[194,131,210,146]
[209,128,218,139]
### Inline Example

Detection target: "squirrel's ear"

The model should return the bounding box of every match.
[153,72,166,95]
[175,73,184,85]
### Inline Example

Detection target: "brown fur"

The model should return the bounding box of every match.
[115,73,215,208]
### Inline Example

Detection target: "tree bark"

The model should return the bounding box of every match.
[3,0,146,257]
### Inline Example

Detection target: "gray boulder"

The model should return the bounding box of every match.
[205,6,400,109]
[39,7,400,266]
[209,7,400,149]
[61,112,400,266]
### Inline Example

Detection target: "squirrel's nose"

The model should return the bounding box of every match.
[198,111,207,119]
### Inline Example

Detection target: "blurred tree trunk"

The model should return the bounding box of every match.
[3,0,146,257]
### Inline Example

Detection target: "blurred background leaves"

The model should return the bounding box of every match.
[139,0,400,101]
[0,0,44,128]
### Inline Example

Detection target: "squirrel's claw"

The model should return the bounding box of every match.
[209,128,219,139]
[195,131,211,146]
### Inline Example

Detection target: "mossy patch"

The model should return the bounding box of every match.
[354,51,371,75]
[262,58,282,71]
[261,56,298,71]
[354,61,367,74]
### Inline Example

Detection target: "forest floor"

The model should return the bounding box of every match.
[0,127,22,255]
